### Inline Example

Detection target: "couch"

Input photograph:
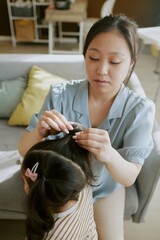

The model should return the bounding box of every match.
[0,54,160,224]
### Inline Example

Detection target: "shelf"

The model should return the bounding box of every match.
[7,0,50,46]
[35,2,50,6]
[11,16,36,20]
[36,24,48,28]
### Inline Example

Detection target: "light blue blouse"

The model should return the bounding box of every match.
[26,80,155,201]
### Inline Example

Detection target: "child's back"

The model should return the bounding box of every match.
[48,185,97,240]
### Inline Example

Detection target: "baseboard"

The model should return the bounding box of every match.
[54,37,78,43]
[0,36,77,43]
[0,36,12,41]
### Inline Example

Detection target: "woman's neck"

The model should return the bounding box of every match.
[88,84,117,103]
[88,89,116,128]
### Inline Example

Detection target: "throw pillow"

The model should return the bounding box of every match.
[0,76,27,118]
[8,65,65,126]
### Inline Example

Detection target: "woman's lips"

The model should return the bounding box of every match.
[94,79,109,85]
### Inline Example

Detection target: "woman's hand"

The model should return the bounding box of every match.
[73,128,142,186]
[37,109,73,138]
[73,128,112,164]
[18,110,73,157]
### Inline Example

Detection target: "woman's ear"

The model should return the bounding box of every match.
[130,60,135,70]
[123,61,135,85]
[128,60,135,76]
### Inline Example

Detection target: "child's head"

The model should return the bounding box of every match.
[28,122,95,185]
[22,149,86,240]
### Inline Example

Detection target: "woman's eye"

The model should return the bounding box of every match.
[90,57,99,61]
[110,61,121,64]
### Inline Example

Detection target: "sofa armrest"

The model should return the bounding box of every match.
[127,72,160,223]
[127,72,146,97]
[132,121,160,223]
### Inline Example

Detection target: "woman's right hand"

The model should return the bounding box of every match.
[18,110,73,157]
[37,109,73,138]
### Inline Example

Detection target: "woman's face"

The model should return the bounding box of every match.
[85,30,133,96]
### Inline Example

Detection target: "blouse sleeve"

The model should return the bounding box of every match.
[117,98,155,165]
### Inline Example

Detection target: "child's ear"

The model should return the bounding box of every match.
[22,174,30,195]
[24,182,30,195]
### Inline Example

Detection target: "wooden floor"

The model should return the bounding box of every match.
[0,40,160,240]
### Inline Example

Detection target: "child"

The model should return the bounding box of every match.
[21,123,98,240]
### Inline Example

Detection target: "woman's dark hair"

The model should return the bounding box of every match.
[83,14,139,84]
[22,150,86,240]
[22,122,95,240]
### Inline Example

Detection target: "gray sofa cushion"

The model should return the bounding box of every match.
[0,120,25,151]
[125,185,139,220]
[0,151,26,219]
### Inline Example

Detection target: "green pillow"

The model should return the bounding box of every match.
[0,76,27,118]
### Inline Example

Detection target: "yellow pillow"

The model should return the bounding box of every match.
[8,65,65,126]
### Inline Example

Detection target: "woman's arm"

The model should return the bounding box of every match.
[73,128,142,187]
[18,128,44,157]
[103,145,142,187]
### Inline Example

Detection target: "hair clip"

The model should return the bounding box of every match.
[31,162,39,173]
[25,162,39,182]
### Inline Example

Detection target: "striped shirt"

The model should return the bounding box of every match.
[47,185,98,240]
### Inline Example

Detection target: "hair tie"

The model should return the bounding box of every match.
[25,162,39,182]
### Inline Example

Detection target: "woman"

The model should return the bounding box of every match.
[19,15,155,239]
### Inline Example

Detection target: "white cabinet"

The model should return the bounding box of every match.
[7,0,50,46]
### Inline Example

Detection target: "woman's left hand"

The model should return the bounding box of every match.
[73,128,142,186]
[73,128,112,163]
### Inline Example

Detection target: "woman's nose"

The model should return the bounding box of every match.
[97,62,109,76]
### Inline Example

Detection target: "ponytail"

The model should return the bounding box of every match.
[26,179,54,240]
